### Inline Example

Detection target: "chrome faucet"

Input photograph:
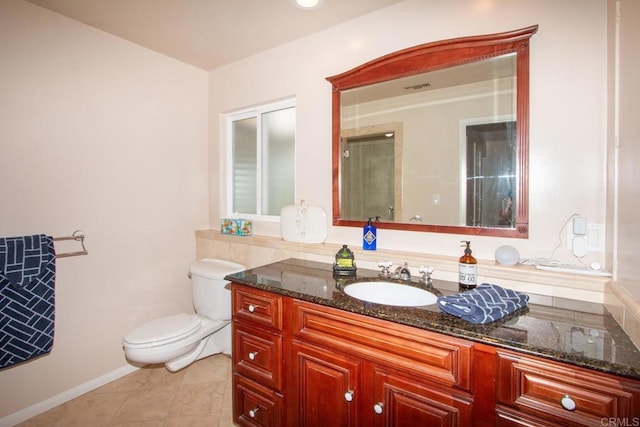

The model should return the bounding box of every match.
[418,265,434,284]
[394,262,411,281]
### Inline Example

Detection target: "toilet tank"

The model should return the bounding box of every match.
[189,259,246,320]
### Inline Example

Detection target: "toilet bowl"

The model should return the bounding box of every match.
[123,258,245,372]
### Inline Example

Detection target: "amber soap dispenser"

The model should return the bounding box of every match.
[458,240,477,289]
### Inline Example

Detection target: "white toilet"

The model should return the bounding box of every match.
[122,258,245,372]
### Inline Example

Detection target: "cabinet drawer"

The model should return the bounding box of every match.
[233,322,283,391]
[233,374,283,427]
[495,406,558,427]
[291,299,472,391]
[497,350,640,425]
[233,284,283,331]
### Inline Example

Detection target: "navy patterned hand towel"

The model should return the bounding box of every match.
[0,234,56,369]
[437,283,528,324]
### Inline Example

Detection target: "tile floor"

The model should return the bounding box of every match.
[17,354,236,426]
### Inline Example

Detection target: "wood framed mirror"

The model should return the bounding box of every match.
[327,26,537,238]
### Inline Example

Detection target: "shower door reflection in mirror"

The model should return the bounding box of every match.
[340,123,403,222]
[464,121,516,228]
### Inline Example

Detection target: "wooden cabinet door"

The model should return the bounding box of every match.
[367,364,473,427]
[290,340,362,427]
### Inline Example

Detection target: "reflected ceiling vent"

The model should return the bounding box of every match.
[404,82,431,90]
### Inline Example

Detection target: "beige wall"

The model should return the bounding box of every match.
[614,0,640,300]
[210,0,608,267]
[604,0,640,348]
[0,0,209,421]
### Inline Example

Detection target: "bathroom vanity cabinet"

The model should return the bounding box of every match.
[287,298,476,426]
[228,259,640,427]
[232,286,284,426]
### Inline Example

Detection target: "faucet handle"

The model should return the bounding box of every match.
[378,261,393,277]
[418,266,434,283]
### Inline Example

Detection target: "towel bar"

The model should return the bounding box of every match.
[53,230,88,258]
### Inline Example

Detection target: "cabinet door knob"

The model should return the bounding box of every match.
[248,304,256,313]
[344,390,354,402]
[248,351,259,360]
[560,395,577,411]
[373,402,384,414]
[249,406,260,418]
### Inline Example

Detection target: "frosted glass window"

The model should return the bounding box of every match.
[232,117,257,214]
[229,99,295,217]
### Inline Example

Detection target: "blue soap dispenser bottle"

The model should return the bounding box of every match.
[363,217,377,250]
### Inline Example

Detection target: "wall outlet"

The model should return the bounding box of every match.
[567,222,605,253]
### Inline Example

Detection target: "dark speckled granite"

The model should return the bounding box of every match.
[226,258,640,380]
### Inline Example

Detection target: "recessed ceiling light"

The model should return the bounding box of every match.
[293,0,324,10]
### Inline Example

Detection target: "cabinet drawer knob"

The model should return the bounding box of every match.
[344,390,354,402]
[374,402,384,414]
[248,304,256,313]
[560,395,577,411]
[249,406,260,418]
[248,351,259,361]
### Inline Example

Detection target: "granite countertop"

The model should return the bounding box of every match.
[226,258,640,381]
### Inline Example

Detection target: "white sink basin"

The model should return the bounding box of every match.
[343,281,438,307]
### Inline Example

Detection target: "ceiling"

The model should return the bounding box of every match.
[25,0,405,71]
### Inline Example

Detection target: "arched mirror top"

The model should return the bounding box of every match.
[327,26,538,238]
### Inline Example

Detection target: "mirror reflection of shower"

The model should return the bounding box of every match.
[341,132,395,221]
[465,121,516,228]
[340,122,403,222]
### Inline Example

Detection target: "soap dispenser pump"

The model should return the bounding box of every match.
[363,217,378,250]
[458,240,477,289]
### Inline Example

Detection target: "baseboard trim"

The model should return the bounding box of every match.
[0,364,139,427]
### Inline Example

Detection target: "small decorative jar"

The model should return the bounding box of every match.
[333,244,357,276]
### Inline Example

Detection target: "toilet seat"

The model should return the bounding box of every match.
[123,313,202,348]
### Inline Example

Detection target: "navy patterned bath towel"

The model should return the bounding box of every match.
[0,234,56,368]
[437,283,528,324]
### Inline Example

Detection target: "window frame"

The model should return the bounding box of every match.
[225,98,296,221]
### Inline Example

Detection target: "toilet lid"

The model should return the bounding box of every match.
[124,313,201,345]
